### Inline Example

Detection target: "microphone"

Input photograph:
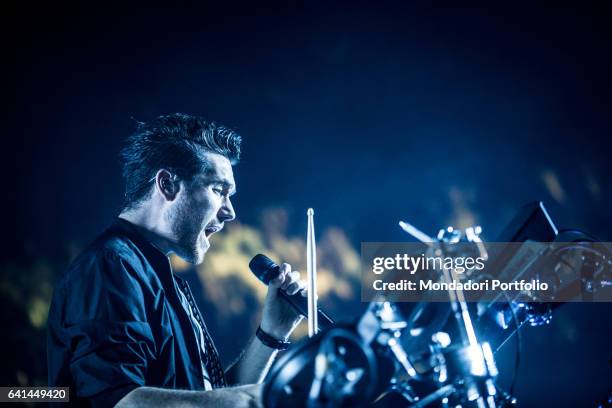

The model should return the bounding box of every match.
[249,254,334,331]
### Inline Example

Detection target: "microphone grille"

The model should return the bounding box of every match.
[248,254,278,284]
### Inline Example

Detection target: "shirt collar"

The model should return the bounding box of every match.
[110,217,172,272]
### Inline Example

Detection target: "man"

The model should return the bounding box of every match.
[47,113,305,407]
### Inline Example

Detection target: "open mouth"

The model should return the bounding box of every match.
[204,225,222,237]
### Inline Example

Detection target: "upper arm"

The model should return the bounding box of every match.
[60,250,158,405]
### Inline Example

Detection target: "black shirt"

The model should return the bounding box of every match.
[47,219,226,407]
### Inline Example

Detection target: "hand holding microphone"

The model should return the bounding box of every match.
[257,259,307,341]
[250,254,334,341]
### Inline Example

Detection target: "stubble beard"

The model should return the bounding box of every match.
[168,197,209,265]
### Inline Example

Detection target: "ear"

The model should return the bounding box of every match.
[155,169,179,201]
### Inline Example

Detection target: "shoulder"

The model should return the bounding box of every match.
[55,230,162,302]
[50,230,163,323]
[64,235,139,280]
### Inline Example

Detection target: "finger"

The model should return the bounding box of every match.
[300,288,308,297]
[279,263,291,275]
[280,267,296,290]
[268,273,284,289]
[269,264,291,289]
[285,280,303,295]
[288,270,301,282]
[281,270,300,290]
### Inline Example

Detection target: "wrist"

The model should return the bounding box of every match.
[256,325,291,350]
[259,320,291,341]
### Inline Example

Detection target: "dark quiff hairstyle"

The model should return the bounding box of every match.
[120,113,241,209]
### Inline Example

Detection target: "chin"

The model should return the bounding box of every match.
[192,250,206,265]
[174,242,207,265]
[183,245,207,265]
[177,233,210,265]
[192,241,211,265]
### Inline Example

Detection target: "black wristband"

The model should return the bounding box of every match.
[256,326,291,350]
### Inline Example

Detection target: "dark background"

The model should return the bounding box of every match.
[3,2,611,407]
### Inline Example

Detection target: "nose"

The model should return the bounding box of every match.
[218,196,236,223]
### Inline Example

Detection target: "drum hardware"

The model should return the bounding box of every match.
[262,202,609,407]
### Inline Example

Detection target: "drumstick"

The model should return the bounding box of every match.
[307,208,318,337]
[398,221,434,245]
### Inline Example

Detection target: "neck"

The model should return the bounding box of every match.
[119,205,175,256]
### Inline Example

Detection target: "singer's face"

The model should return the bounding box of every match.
[168,152,236,264]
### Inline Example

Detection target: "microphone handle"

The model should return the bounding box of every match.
[277,290,334,331]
